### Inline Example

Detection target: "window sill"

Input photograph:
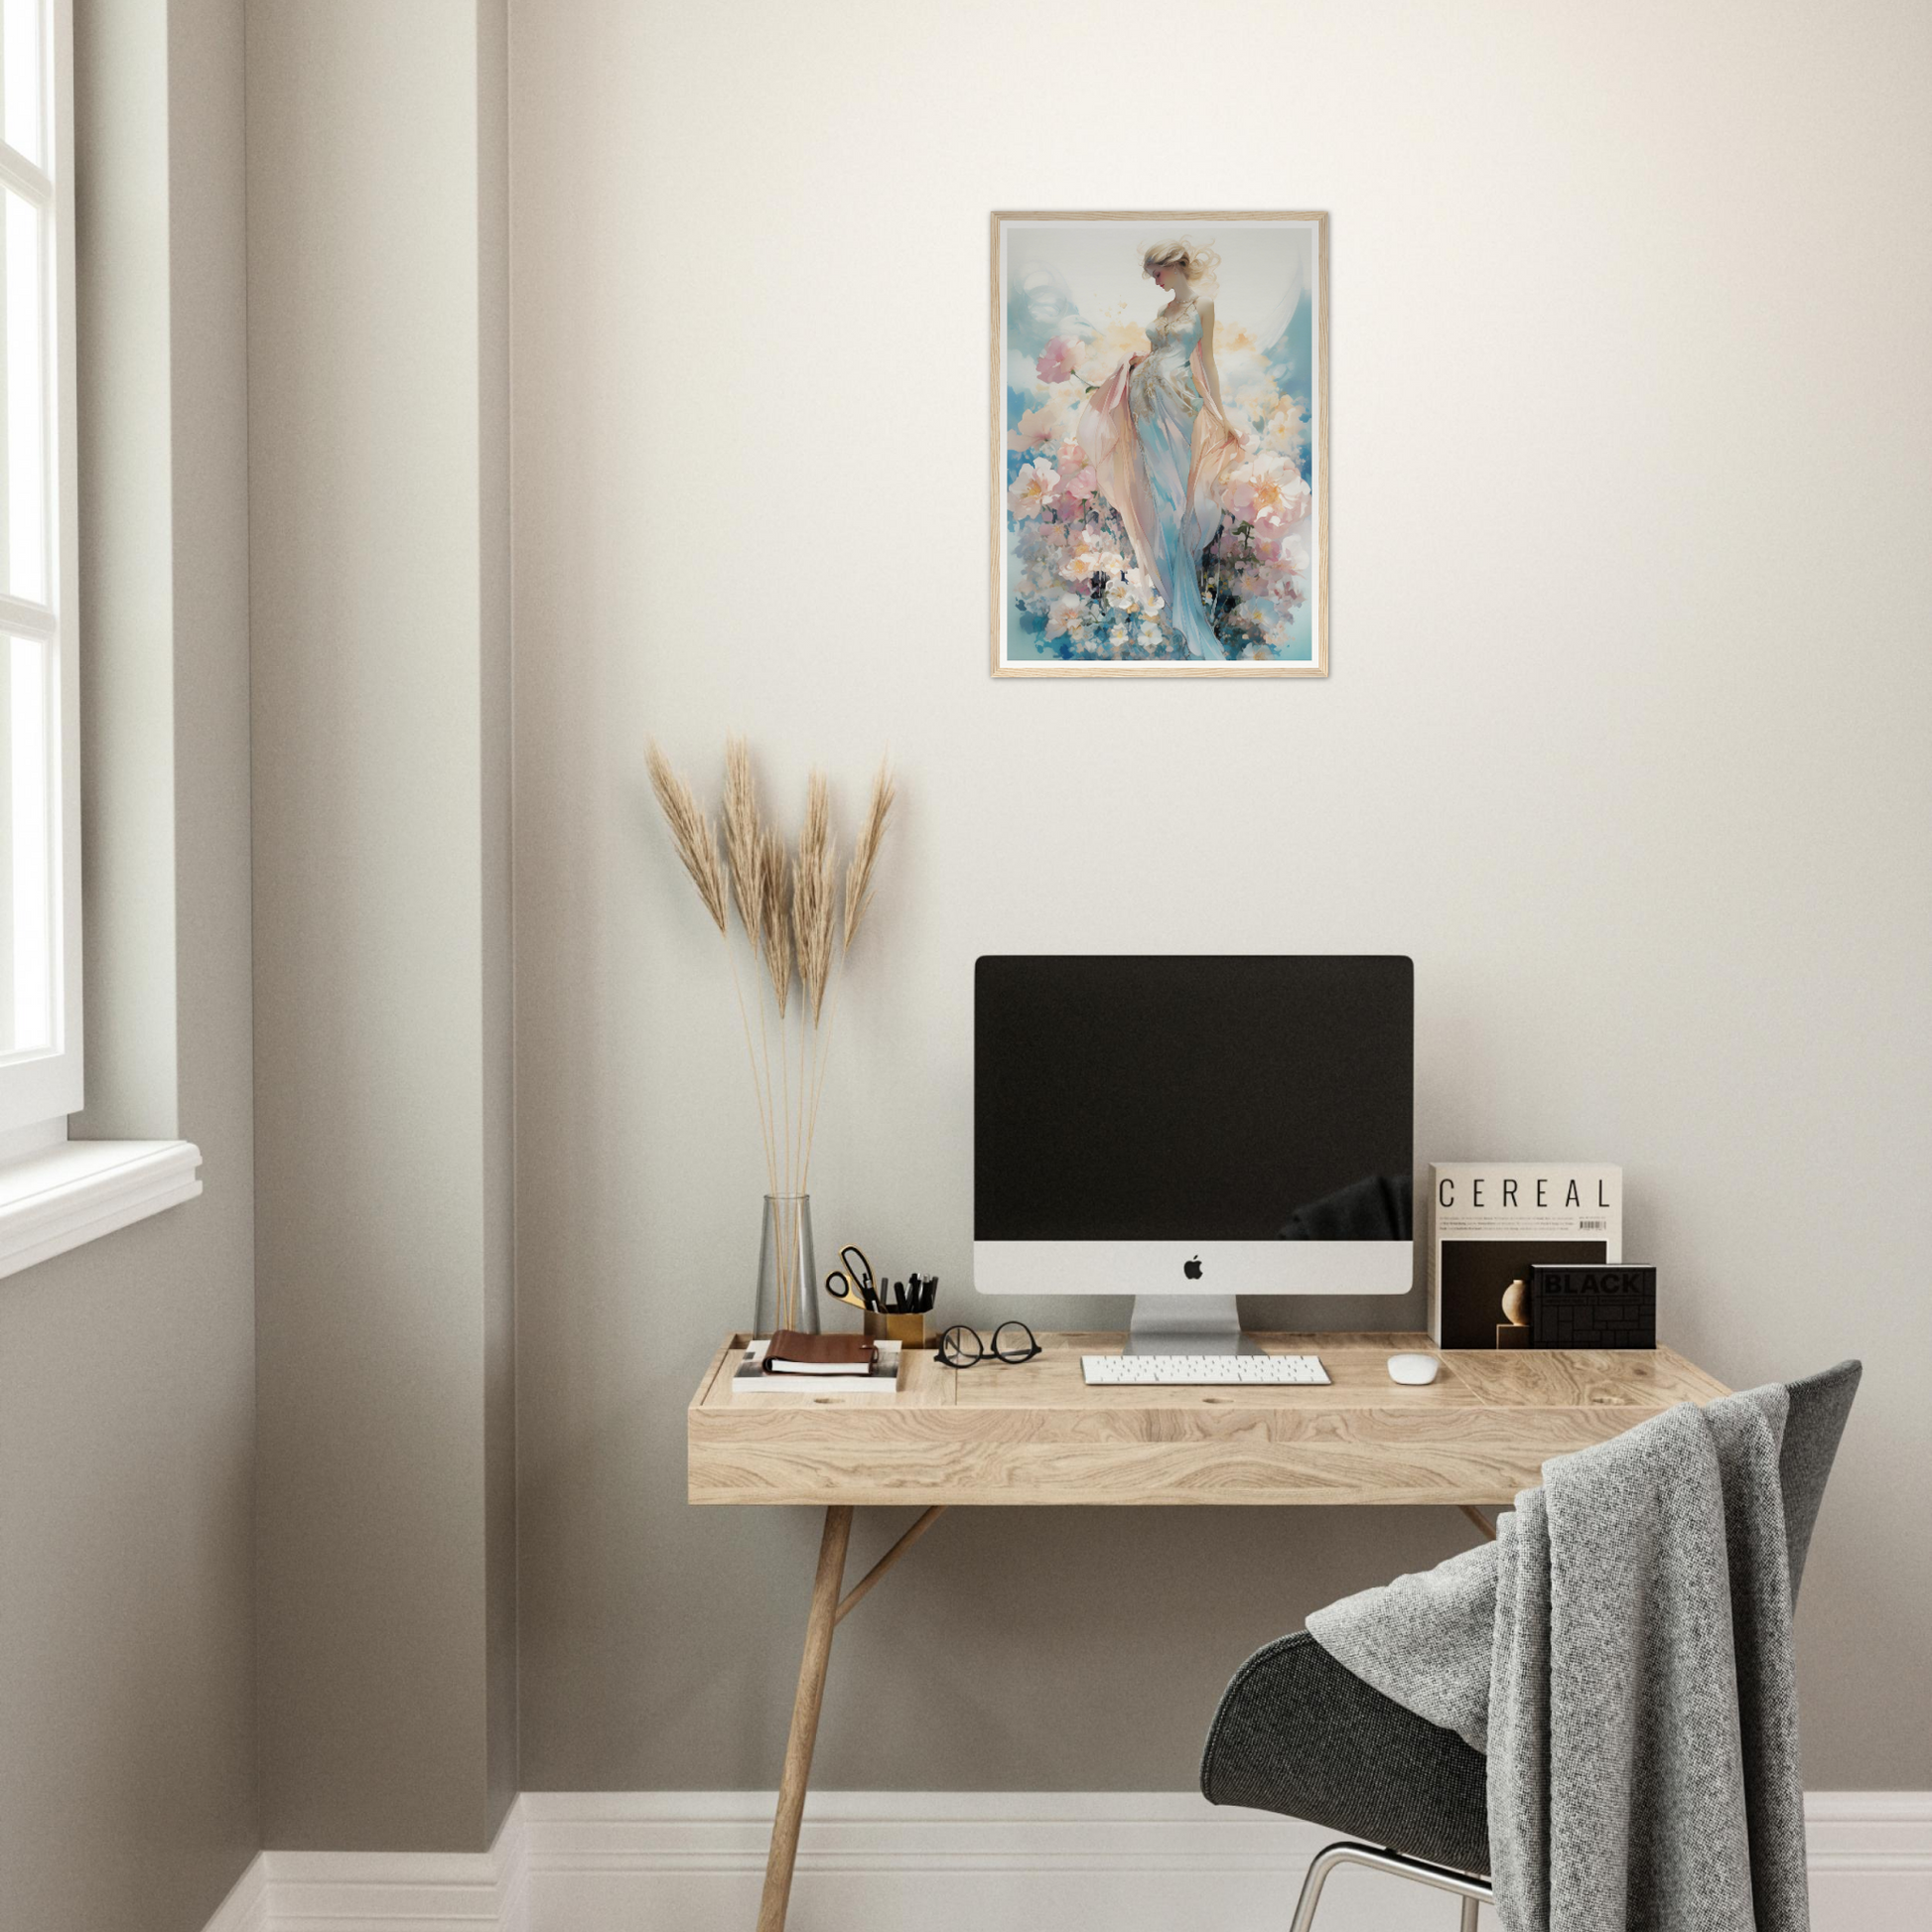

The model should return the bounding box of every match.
[0,1140,204,1282]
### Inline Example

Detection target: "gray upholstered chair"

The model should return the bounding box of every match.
[1200,1361,1862,1930]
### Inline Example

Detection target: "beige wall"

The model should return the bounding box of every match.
[0,1,258,1928]
[510,0,1932,1794]
[248,0,515,1853]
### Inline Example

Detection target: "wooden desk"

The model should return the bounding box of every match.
[688,1330,1728,1931]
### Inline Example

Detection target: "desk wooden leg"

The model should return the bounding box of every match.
[837,1505,944,1625]
[1458,1505,1498,1542]
[757,1504,853,1932]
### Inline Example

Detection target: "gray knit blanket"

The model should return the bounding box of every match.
[1307,1388,1808,1932]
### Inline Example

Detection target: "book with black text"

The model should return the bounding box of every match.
[1428,1164,1622,1348]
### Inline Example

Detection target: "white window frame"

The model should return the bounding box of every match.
[0,0,200,1278]
[0,0,79,1141]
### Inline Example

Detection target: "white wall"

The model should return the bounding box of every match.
[510,0,1932,1793]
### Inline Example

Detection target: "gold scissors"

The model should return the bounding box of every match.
[824,1244,878,1312]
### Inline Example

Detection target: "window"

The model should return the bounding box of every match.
[0,0,200,1272]
[0,0,76,1143]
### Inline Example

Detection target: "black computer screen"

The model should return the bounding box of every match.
[974,955,1414,1241]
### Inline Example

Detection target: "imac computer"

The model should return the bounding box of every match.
[973,955,1414,1354]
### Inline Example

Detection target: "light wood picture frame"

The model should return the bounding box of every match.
[991,210,1329,678]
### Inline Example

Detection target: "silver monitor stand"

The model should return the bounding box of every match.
[1124,1294,1259,1356]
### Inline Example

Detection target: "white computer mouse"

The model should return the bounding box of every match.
[1387,1352,1442,1386]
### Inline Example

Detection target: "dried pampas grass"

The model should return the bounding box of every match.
[793,773,836,1025]
[722,736,763,940]
[645,736,895,1232]
[645,742,727,935]
[759,826,793,1018]
[844,759,896,949]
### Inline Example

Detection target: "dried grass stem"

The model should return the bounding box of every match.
[646,739,895,1238]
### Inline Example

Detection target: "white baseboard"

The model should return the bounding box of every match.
[202,1852,268,1932]
[201,1809,527,1932]
[201,1789,1932,1932]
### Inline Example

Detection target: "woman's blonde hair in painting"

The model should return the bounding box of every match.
[1141,237,1220,292]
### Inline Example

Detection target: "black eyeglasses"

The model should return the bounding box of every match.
[936,1321,1040,1368]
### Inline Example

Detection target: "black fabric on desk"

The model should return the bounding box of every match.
[1199,1630,1491,1876]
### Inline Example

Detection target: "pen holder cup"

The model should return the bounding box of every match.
[866,1310,927,1349]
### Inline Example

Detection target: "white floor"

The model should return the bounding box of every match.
[206,1789,1932,1932]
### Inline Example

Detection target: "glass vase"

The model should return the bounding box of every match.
[754,1193,818,1338]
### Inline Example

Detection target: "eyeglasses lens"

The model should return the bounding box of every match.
[993,1321,1038,1362]
[940,1325,983,1368]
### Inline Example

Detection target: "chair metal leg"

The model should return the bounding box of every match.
[1288,1841,1493,1932]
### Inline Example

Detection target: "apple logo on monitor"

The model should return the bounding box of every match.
[1183,1256,1203,1280]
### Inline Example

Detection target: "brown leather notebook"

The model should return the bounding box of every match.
[763,1330,878,1375]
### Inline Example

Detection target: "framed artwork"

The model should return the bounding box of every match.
[991,210,1328,678]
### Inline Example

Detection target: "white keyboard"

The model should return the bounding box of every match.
[1081,1352,1329,1387]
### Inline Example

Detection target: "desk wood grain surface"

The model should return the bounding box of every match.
[687,1332,1729,1508]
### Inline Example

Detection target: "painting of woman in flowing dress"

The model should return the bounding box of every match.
[993,212,1327,677]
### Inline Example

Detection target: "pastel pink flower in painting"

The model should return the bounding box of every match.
[1247,504,1304,563]
[1262,396,1308,462]
[1060,530,1103,584]
[1054,440,1097,502]
[1007,458,1059,521]
[1044,594,1087,639]
[1224,454,1312,533]
[1247,520,1286,564]
[1007,404,1061,453]
[1035,336,1084,384]
[1270,473,1313,528]
[1222,472,1265,526]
